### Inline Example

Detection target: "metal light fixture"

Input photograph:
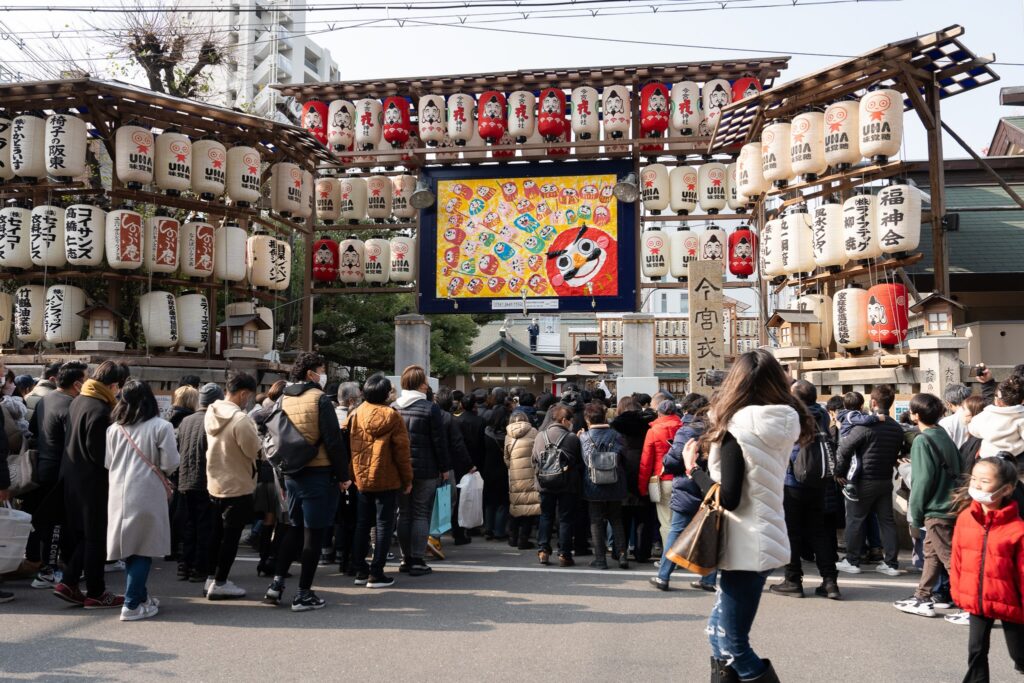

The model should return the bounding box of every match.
[409,178,436,209]
[613,173,639,203]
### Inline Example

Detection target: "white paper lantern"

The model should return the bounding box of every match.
[697,162,728,214]
[154,130,191,195]
[641,163,670,214]
[790,111,827,180]
[761,121,793,186]
[292,170,314,220]
[339,177,368,223]
[669,227,700,278]
[761,218,785,278]
[416,95,446,146]
[338,237,365,283]
[797,293,834,351]
[45,114,87,179]
[811,202,848,269]
[43,284,85,344]
[702,79,732,134]
[392,174,416,219]
[226,146,261,206]
[726,163,745,211]
[859,88,903,163]
[447,93,475,146]
[390,234,416,282]
[248,234,291,290]
[669,166,699,215]
[315,177,341,223]
[778,210,815,275]
[214,221,247,282]
[0,206,31,268]
[0,118,13,181]
[144,213,179,273]
[0,292,11,345]
[876,184,921,254]
[363,237,391,283]
[106,208,143,270]
[641,228,669,280]
[507,91,536,143]
[833,286,869,350]
[737,142,769,199]
[699,225,727,267]
[180,221,215,278]
[11,115,45,179]
[571,86,600,140]
[366,175,393,220]
[843,192,882,260]
[140,291,179,348]
[30,205,66,268]
[191,138,226,200]
[271,162,303,217]
[602,85,631,141]
[824,101,860,169]
[115,124,154,189]
[670,81,703,136]
[176,294,210,353]
[256,306,274,354]
[14,285,45,343]
[354,98,382,151]
[64,204,105,267]
[327,99,356,151]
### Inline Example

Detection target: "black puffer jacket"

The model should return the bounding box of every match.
[441,410,473,478]
[609,410,652,501]
[176,408,209,492]
[454,409,486,471]
[28,390,73,486]
[836,415,907,481]
[394,393,450,479]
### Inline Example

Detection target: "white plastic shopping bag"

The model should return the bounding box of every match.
[457,472,485,530]
[0,503,32,574]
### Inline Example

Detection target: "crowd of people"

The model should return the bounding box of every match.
[2,351,1024,682]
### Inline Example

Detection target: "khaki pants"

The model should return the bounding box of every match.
[916,517,954,600]
[656,480,673,548]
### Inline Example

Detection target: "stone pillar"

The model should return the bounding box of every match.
[617,313,658,397]
[910,336,970,397]
[394,314,432,377]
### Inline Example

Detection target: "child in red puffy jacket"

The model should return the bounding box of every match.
[950,455,1024,683]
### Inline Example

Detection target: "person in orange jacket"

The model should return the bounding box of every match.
[638,399,682,549]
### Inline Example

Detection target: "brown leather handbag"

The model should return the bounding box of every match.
[666,483,722,576]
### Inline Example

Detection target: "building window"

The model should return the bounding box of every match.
[231,329,243,347]
[792,326,808,346]
[928,312,949,330]
[92,318,111,338]
[245,329,258,347]
[781,327,791,346]
[305,50,319,74]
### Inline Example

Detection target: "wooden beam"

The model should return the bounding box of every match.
[897,68,936,131]
[939,120,1024,210]
[926,82,949,297]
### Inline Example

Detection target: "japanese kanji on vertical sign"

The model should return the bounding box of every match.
[688,260,725,393]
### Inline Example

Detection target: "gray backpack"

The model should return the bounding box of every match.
[582,433,620,485]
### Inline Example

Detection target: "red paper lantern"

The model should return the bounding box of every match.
[728,226,757,279]
[732,77,762,102]
[478,91,507,143]
[640,82,670,138]
[382,97,411,148]
[537,88,566,141]
[867,283,909,347]
[301,101,328,145]
[312,237,339,282]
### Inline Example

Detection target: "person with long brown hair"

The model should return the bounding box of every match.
[682,349,815,683]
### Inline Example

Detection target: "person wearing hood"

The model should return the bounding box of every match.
[683,349,816,683]
[25,360,61,420]
[611,396,656,563]
[768,381,842,601]
[54,361,129,610]
[176,382,224,583]
[2,373,34,453]
[203,372,261,601]
[393,365,449,575]
[968,376,1024,458]
[639,399,683,549]
[504,411,540,549]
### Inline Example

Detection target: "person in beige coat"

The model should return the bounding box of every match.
[505,412,540,550]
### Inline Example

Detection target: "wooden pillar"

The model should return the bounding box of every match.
[926,82,949,297]
[300,211,314,351]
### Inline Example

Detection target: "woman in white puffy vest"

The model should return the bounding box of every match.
[682,349,815,683]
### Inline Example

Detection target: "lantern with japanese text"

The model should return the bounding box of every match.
[115,124,154,189]
[327,100,355,152]
[602,85,631,140]
[0,117,12,181]
[366,175,393,221]
[641,228,669,280]
[11,115,45,180]
[14,285,45,343]
[176,294,210,352]
[226,146,261,207]
[301,100,328,145]
[537,88,566,142]
[382,97,412,148]
[338,237,365,284]
[507,90,536,144]
[760,121,793,187]
[697,162,728,214]
[105,207,143,270]
[64,204,105,267]
[271,162,303,217]
[876,183,921,255]
[478,91,507,143]
[669,227,699,279]
[760,218,785,279]
[859,88,903,163]
[0,205,31,269]
[640,82,670,139]
[641,164,670,214]
[144,212,179,273]
[191,138,226,200]
[354,98,383,151]
[570,87,599,140]
[702,79,732,134]
[843,192,882,260]
[30,204,66,268]
[732,77,762,102]
[738,142,769,199]
[180,221,215,278]
[779,209,815,276]
[867,282,909,346]
[42,285,85,345]
[0,292,11,345]
[315,178,341,224]
[417,95,446,146]
[214,221,247,282]
[392,174,416,219]
[726,163,745,211]
[811,201,848,270]
[291,170,314,221]
[790,111,827,181]
[699,225,726,266]
[824,100,860,170]
[447,93,476,146]
[728,226,757,279]
[670,166,699,215]
[312,237,339,282]
[139,291,179,348]
[154,130,191,196]
[797,293,834,351]
[833,286,870,350]
[670,81,702,137]
[363,237,391,284]
[340,177,368,223]
[248,234,292,291]
[45,114,87,180]
[389,234,416,282]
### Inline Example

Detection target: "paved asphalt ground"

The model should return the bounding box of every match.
[0,540,1017,682]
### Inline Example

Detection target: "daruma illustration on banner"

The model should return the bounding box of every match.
[338,237,365,284]
[226,146,261,207]
[154,130,192,196]
[315,177,341,223]
[65,204,105,267]
[115,124,154,189]
[732,77,762,102]
[478,91,507,143]
[728,226,757,279]
[105,207,143,270]
[702,78,732,133]
[43,285,85,344]
[0,117,13,181]
[301,100,329,145]
[761,121,793,186]
[670,166,699,215]
[760,218,785,279]
[669,227,699,279]
[641,164,670,214]
[833,286,869,350]
[506,90,536,144]
[0,205,31,269]
[328,99,356,151]
[390,234,416,282]
[354,98,383,151]
[418,95,447,145]
[570,87,599,140]
[737,142,769,199]
[176,294,210,352]
[811,201,848,269]
[139,291,179,348]
[11,115,45,180]
[867,283,909,346]
[602,85,631,141]
[271,162,303,217]
[797,293,833,351]
[382,96,412,147]
[30,204,66,268]
[790,111,827,180]
[697,163,728,214]
[179,221,215,278]
[366,176,393,221]
[876,184,921,254]
[447,93,476,145]
[14,285,45,343]
[670,81,702,136]
[860,88,903,163]
[312,237,339,282]
[339,177,368,223]
[363,238,391,283]
[824,100,861,169]
[641,228,669,280]
[537,88,567,142]
[843,192,882,260]
[640,82,670,138]
[248,234,292,291]
[778,209,814,275]
[699,225,726,266]
[213,221,247,282]
[546,223,618,295]
[144,213,179,273]
[392,174,417,219]
[191,138,226,200]
[45,114,87,180]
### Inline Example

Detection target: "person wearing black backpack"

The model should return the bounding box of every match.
[580,402,629,570]
[769,380,842,601]
[532,404,583,567]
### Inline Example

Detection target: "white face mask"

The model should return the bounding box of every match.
[317,373,327,389]
[969,487,998,504]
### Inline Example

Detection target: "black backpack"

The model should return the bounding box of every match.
[536,430,572,492]
[582,433,620,485]
[792,425,836,487]
[255,396,321,476]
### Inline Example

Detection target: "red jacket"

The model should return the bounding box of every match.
[638,413,683,494]
[951,500,1024,624]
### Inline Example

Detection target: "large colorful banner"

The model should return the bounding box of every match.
[419,162,636,314]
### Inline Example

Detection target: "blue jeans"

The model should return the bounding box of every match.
[124,555,152,610]
[354,490,398,577]
[484,502,510,538]
[538,491,576,556]
[707,569,770,679]
[285,468,340,530]
[658,510,720,584]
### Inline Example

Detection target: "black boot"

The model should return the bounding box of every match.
[740,659,780,683]
[814,577,842,600]
[768,579,804,598]
[710,656,740,683]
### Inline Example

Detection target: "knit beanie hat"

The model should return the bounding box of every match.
[199,382,225,407]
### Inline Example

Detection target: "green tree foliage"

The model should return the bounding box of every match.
[428,314,480,378]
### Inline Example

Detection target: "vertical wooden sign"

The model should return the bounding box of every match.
[688,260,725,393]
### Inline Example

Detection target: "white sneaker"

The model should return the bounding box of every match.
[207,580,246,600]
[105,560,126,573]
[835,559,862,574]
[894,596,936,617]
[945,611,970,625]
[120,600,159,621]
[203,577,214,597]
[875,563,901,577]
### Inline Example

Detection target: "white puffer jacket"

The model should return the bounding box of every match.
[708,403,800,572]
[967,404,1024,458]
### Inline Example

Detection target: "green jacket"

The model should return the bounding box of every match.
[908,426,961,528]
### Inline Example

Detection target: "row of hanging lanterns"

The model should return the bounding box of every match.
[640,162,747,215]
[640,225,756,280]
[312,234,416,284]
[832,283,910,349]
[0,113,89,182]
[313,174,418,224]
